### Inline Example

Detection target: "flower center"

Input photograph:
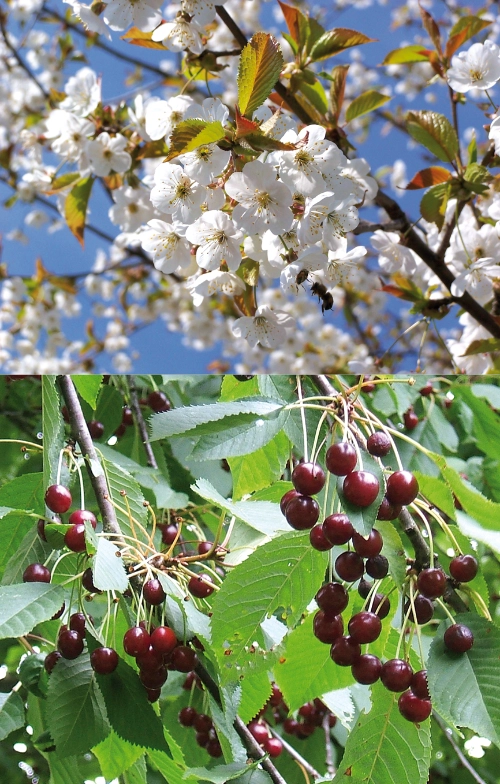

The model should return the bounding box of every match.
[469,68,485,82]
[196,146,212,161]
[174,181,192,201]
[255,191,272,209]
[294,150,314,168]
[128,204,139,214]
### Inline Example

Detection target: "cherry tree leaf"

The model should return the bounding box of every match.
[72,375,103,409]
[47,654,110,757]
[0,583,65,638]
[211,530,327,683]
[428,614,500,745]
[382,45,432,65]
[0,691,25,741]
[329,64,349,122]
[237,33,284,118]
[332,683,431,783]
[407,111,458,163]
[345,90,390,123]
[149,399,284,440]
[419,182,450,230]
[42,376,65,491]
[65,176,94,247]
[445,16,492,59]
[120,27,166,49]
[92,537,129,592]
[405,167,452,189]
[309,28,375,62]
[165,120,226,161]
[277,1,310,47]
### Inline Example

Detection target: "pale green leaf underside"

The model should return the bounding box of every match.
[0,583,65,639]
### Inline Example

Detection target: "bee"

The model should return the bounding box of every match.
[311,282,334,313]
[295,269,310,286]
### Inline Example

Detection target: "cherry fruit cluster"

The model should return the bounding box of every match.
[178,707,223,758]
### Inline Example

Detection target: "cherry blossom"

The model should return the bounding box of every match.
[108,187,155,232]
[151,17,205,54]
[60,67,101,117]
[185,210,243,271]
[144,96,195,142]
[232,305,296,348]
[447,41,500,93]
[225,160,294,234]
[450,257,499,303]
[278,125,346,196]
[102,0,163,31]
[179,145,231,186]
[150,162,205,222]
[141,220,192,273]
[88,133,132,177]
[370,230,417,274]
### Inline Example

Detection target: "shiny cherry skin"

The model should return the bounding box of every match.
[351,654,382,685]
[143,578,166,605]
[404,409,419,430]
[58,629,84,660]
[285,495,320,530]
[64,523,86,553]
[189,574,214,598]
[123,626,151,656]
[264,737,283,758]
[377,497,402,521]
[330,636,361,666]
[313,611,344,644]
[45,484,72,514]
[179,706,197,727]
[136,646,163,672]
[348,612,382,644]
[82,567,99,593]
[366,432,391,457]
[417,568,447,600]
[68,509,97,529]
[151,626,177,656]
[23,563,50,583]
[404,595,434,624]
[343,471,380,508]
[386,471,419,506]
[280,489,300,515]
[366,554,389,579]
[248,721,269,744]
[398,690,432,722]
[292,462,326,496]
[69,612,86,636]
[309,525,333,551]
[443,623,474,653]
[335,551,364,582]
[170,645,198,672]
[411,670,430,700]
[449,554,478,583]
[322,513,353,545]
[380,659,413,692]
[315,582,349,615]
[91,646,119,674]
[87,420,104,439]
[162,524,179,545]
[44,650,62,674]
[352,529,383,558]
[148,391,171,413]
[325,443,357,476]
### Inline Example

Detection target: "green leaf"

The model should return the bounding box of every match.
[46,653,110,757]
[0,510,38,581]
[149,399,284,440]
[376,520,406,587]
[186,763,255,784]
[211,530,327,683]
[42,377,65,491]
[88,636,170,753]
[229,429,290,500]
[340,453,385,536]
[95,385,125,441]
[192,478,289,537]
[47,756,84,784]
[1,523,52,585]
[453,385,500,460]
[238,669,272,723]
[446,15,492,58]
[0,471,44,511]
[274,612,353,711]
[93,731,145,779]
[298,78,329,115]
[0,583,65,638]
[19,652,48,698]
[463,162,491,194]
[0,691,25,741]
[46,171,81,193]
[148,750,188,784]
[73,375,103,409]
[412,473,456,519]
[100,455,149,542]
[345,90,390,123]
[420,182,450,230]
[208,686,247,763]
[237,33,284,117]
[165,120,226,161]
[329,64,349,122]
[158,572,211,645]
[309,28,375,62]
[470,383,500,409]
[123,756,147,784]
[92,536,129,592]
[65,176,94,247]
[332,683,431,783]
[382,44,431,64]
[428,614,500,745]
[190,409,289,461]
[407,111,458,163]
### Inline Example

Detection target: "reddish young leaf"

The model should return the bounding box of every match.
[419,5,442,55]
[405,167,452,190]
[445,16,492,59]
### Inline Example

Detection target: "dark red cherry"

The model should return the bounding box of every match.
[91,646,119,674]
[269,683,283,707]
[348,612,382,644]
[377,497,402,521]
[68,509,97,529]
[366,554,389,580]
[64,523,86,553]
[148,391,171,412]
[122,407,134,426]
[285,495,320,530]
[263,737,283,758]
[449,554,478,583]
[411,670,430,700]
[136,646,163,672]
[82,567,98,593]
[197,541,213,555]
[443,623,474,653]
[151,626,177,655]
[292,462,326,496]
[343,471,380,508]
[404,409,419,430]
[69,612,86,636]
[280,489,300,515]
[170,645,198,672]
[283,718,299,735]
[140,667,168,689]
[37,519,47,541]
[195,731,210,748]
[248,721,268,744]
[188,574,214,598]
[143,579,166,605]
[124,626,151,656]
[366,432,391,457]
[179,706,197,727]
[325,443,357,476]
[44,650,62,674]
[162,524,179,545]
[309,525,333,551]
[193,713,213,733]
[58,629,84,660]
[313,610,344,644]
[207,739,223,758]
[330,636,361,666]
[351,654,382,685]
[322,513,353,545]
[315,582,349,615]
[23,563,50,583]
[380,659,413,692]
[417,568,446,600]
[398,690,432,722]
[352,529,383,558]
[335,551,364,582]
[45,484,72,513]
[87,420,104,439]
[419,382,434,397]
[404,595,434,624]
[146,688,162,703]
[386,471,419,506]
[371,593,391,619]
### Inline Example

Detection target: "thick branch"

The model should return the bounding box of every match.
[397,507,430,570]
[375,189,500,340]
[57,375,123,540]
[195,663,288,784]
[126,376,158,469]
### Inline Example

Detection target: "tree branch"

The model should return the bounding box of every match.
[269,727,321,779]
[57,375,123,540]
[374,189,500,340]
[0,11,50,100]
[126,376,158,469]
[322,714,336,778]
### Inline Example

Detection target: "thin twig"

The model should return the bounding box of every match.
[269,727,321,779]
[322,715,336,778]
[0,12,50,100]
[433,713,488,784]
[126,375,158,469]
[57,375,124,540]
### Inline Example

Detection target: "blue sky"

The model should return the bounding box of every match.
[0,0,492,371]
